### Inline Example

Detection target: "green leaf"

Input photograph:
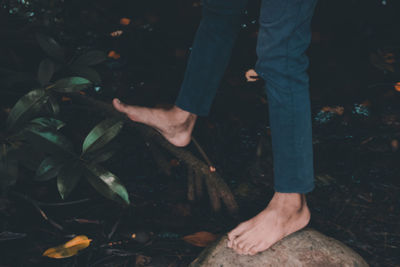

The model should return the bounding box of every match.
[6,89,49,131]
[84,140,120,164]
[73,50,107,66]
[69,65,101,84]
[8,144,43,171]
[47,95,60,116]
[30,117,65,131]
[24,128,75,157]
[0,152,18,191]
[81,118,123,156]
[57,161,84,199]
[35,157,64,181]
[36,34,65,61]
[89,150,116,164]
[86,147,117,164]
[53,77,92,93]
[37,59,55,86]
[85,164,130,205]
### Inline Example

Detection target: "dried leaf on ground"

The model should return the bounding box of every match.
[321,106,344,115]
[182,231,218,247]
[42,235,92,258]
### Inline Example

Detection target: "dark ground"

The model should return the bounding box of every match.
[0,0,400,266]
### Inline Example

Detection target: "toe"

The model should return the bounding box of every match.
[232,231,250,250]
[234,237,249,252]
[242,242,254,255]
[253,242,270,254]
[227,239,233,248]
[112,98,126,113]
[228,222,248,241]
[248,247,258,256]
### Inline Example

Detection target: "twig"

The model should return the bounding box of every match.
[36,198,91,207]
[191,136,215,171]
[10,191,64,231]
[108,213,123,240]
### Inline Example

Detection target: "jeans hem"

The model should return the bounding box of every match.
[175,100,209,116]
[274,183,315,194]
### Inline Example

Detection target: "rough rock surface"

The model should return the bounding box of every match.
[190,228,369,267]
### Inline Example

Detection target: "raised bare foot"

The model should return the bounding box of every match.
[112,98,197,147]
[227,192,310,255]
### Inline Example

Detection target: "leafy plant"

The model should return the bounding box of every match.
[35,33,106,84]
[27,117,129,204]
[1,34,107,90]
[0,34,129,205]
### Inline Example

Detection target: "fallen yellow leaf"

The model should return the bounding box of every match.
[42,235,92,259]
[395,82,400,92]
[182,231,217,247]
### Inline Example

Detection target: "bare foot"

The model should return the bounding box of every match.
[112,98,197,147]
[227,192,310,255]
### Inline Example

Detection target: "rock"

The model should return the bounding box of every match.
[190,228,368,267]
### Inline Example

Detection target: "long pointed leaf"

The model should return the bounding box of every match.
[35,157,64,181]
[82,118,123,156]
[0,232,27,242]
[6,89,49,131]
[37,59,55,86]
[47,95,60,115]
[69,65,101,83]
[83,140,120,164]
[30,117,65,131]
[0,153,18,190]
[24,128,75,157]
[36,34,65,61]
[73,50,107,66]
[86,148,117,164]
[57,161,84,199]
[53,77,92,93]
[85,164,130,205]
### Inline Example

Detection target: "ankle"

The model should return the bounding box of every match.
[271,192,306,211]
[171,106,196,124]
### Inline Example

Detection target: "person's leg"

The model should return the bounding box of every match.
[175,0,249,115]
[113,0,249,146]
[227,0,318,255]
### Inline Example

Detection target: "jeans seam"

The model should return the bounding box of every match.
[290,0,306,188]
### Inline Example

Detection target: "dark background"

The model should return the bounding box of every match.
[0,0,400,266]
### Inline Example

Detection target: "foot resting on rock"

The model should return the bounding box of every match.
[112,98,197,147]
[227,192,310,255]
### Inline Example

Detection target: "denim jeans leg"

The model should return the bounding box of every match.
[175,0,249,116]
[254,0,318,193]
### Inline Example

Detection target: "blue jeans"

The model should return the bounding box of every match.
[175,0,318,193]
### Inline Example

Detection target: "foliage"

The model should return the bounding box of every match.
[0,34,129,205]
[1,33,106,91]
